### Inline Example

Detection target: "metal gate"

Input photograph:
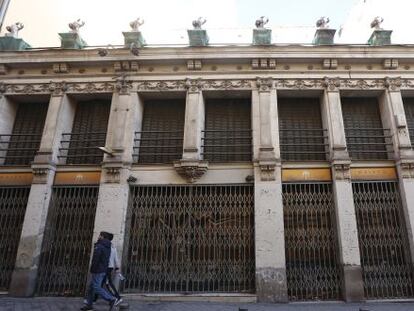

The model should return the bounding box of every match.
[283,183,343,301]
[0,187,30,290]
[353,181,414,299]
[37,186,99,296]
[403,98,414,143]
[124,184,255,293]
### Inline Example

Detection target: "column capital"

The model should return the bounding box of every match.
[384,76,402,92]
[332,160,351,181]
[323,76,341,92]
[256,77,274,92]
[185,78,202,93]
[49,81,68,97]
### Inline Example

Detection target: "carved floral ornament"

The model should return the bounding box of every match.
[0,77,412,96]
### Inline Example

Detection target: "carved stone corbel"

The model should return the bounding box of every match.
[399,161,414,179]
[114,74,133,95]
[323,76,341,92]
[184,78,203,93]
[256,77,273,92]
[258,159,279,181]
[174,160,208,183]
[31,163,55,184]
[49,81,68,97]
[102,161,124,183]
[332,161,351,181]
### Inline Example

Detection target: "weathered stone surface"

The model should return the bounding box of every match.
[342,265,364,302]
[256,267,288,302]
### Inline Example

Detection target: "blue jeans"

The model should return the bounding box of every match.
[86,272,115,305]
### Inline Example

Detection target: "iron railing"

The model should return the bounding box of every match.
[279,128,329,161]
[0,133,42,166]
[353,181,414,299]
[0,187,30,291]
[408,128,414,147]
[201,129,252,162]
[133,130,183,164]
[58,132,106,165]
[124,184,255,293]
[37,186,99,296]
[345,128,393,160]
[283,183,343,301]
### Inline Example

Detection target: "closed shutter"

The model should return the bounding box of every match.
[5,102,48,165]
[204,99,252,162]
[66,101,110,164]
[137,100,185,164]
[278,98,326,161]
[342,98,389,160]
[403,98,414,144]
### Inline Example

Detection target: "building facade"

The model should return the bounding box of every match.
[0,33,414,303]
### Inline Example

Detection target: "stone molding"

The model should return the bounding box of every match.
[399,161,414,179]
[52,63,69,74]
[102,161,127,183]
[332,162,351,181]
[31,163,56,184]
[258,159,279,181]
[2,78,414,96]
[174,159,208,183]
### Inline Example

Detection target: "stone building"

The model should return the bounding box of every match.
[0,20,413,303]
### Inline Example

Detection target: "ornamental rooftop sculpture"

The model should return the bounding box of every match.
[370,16,384,30]
[130,18,144,32]
[68,19,85,34]
[5,22,24,38]
[316,16,330,29]
[192,17,206,30]
[255,16,269,29]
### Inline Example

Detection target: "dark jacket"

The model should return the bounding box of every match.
[90,238,111,274]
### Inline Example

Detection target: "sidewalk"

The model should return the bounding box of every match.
[1,298,414,311]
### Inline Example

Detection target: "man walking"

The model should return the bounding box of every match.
[104,233,122,302]
[81,231,121,311]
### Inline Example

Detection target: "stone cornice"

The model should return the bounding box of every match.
[2,77,414,95]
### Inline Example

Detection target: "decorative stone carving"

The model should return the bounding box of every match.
[255,16,269,29]
[252,58,276,69]
[187,60,202,71]
[371,16,384,30]
[69,19,85,34]
[256,77,273,92]
[130,18,144,31]
[400,162,414,179]
[322,59,338,69]
[70,82,116,93]
[383,59,398,69]
[31,163,55,184]
[174,160,208,183]
[114,74,133,95]
[323,76,341,92]
[276,79,324,89]
[113,61,139,72]
[384,76,401,91]
[49,81,68,96]
[53,63,69,73]
[185,78,202,93]
[316,17,330,29]
[5,22,24,38]
[258,160,278,181]
[332,162,351,181]
[102,161,123,183]
[341,79,385,89]
[192,17,207,30]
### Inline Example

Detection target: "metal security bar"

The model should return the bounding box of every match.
[0,134,42,165]
[2,102,48,166]
[201,129,252,162]
[203,99,252,162]
[283,183,343,301]
[37,186,99,296]
[344,128,393,160]
[133,131,183,164]
[342,98,392,160]
[279,129,329,161]
[135,100,185,164]
[0,187,30,290]
[59,101,110,165]
[59,132,107,164]
[278,98,327,161]
[124,184,255,293]
[353,181,414,299]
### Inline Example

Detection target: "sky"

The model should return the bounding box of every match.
[0,0,411,47]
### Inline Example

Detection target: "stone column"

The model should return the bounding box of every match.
[321,80,364,301]
[253,78,287,302]
[93,86,142,272]
[380,78,414,261]
[0,96,17,163]
[9,89,76,296]
[174,80,207,182]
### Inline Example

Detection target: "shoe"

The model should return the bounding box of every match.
[116,298,123,305]
[80,305,94,311]
[109,298,122,310]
